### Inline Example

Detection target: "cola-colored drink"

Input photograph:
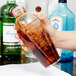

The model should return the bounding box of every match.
[12,6,60,67]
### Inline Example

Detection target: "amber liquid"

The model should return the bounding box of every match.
[17,19,59,67]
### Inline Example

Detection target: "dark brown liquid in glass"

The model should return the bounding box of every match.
[17,19,59,67]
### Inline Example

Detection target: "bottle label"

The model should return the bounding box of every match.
[50,16,63,56]
[3,23,19,45]
[50,16,62,31]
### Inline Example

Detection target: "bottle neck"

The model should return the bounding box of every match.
[7,0,16,4]
[59,0,67,3]
[58,3,67,8]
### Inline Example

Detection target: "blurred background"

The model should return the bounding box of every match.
[0,0,76,28]
[0,0,76,15]
[0,0,76,75]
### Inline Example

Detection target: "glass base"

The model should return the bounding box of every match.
[46,58,60,68]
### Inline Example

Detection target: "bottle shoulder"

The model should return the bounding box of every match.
[66,8,75,16]
[0,4,8,12]
[0,4,17,12]
[50,7,67,16]
[0,4,17,18]
[49,6,75,18]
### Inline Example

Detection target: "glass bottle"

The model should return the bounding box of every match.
[0,0,21,65]
[49,0,75,61]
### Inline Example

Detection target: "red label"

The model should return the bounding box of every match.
[35,6,41,12]
[10,8,14,16]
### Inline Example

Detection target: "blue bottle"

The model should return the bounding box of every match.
[56,60,73,75]
[49,0,75,61]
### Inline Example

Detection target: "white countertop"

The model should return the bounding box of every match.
[0,62,71,76]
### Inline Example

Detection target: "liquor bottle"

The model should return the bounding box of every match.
[0,0,22,65]
[61,61,73,75]
[49,0,75,61]
[26,0,48,16]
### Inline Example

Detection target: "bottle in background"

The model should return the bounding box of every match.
[0,0,21,65]
[49,0,75,61]
[26,0,48,16]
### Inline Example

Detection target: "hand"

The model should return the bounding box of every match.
[15,14,56,50]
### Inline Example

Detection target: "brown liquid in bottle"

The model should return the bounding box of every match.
[17,19,59,67]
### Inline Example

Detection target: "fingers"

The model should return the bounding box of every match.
[15,33,25,46]
[23,46,29,51]
[36,14,46,20]
[14,20,28,49]
[14,21,25,46]
[14,24,18,30]
[15,33,21,39]
[14,25,16,30]
[36,14,50,26]
[19,40,24,46]
[19,40,29,51]
[19,40,30,51]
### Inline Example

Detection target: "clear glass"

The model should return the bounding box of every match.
[15,12,60,67]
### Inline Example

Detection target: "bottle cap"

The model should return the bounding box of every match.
[12,6,27,18]
[59,0,67,3]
